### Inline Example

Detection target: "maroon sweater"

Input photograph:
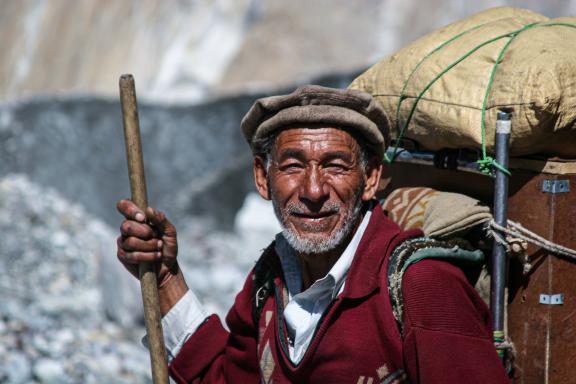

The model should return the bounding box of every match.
[170,207,509,383]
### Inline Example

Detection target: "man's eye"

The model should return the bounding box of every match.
[325,163,348,171]
[280,163,304,171]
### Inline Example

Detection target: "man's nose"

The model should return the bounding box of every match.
[299,167,329,204]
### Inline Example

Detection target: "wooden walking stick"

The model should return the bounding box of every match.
[119,74,169,384]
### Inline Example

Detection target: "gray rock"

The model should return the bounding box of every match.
[33,358,66,384]
[0,352,32,384]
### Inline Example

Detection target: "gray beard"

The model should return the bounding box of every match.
[271,189,365,255]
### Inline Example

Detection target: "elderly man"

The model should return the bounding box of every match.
[116,86,509,383]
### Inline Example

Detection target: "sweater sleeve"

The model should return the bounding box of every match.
[401,259,510,384]
[169,272,260,384]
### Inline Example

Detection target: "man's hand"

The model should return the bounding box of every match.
[116,199,187,315]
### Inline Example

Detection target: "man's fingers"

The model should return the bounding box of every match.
[121,250,161,264]
[121,237,163,252]
[117,205,178,276]
[116,199,146,222]
[116,238,138,277]
[120,220,156,239]
[146,207,179,260]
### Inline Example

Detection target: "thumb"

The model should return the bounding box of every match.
[146,207,178,262]
[146,207,177,238]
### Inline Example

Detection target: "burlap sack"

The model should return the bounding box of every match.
[350,7,576,157]
[382,187,492,239]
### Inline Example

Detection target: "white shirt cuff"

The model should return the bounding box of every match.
[142,289,209,361]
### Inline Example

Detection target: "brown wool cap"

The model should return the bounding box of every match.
[240,85,390,155]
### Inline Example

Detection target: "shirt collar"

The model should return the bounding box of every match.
[327,206,372,297]
[275,203,374,298]
[341,202,409,299]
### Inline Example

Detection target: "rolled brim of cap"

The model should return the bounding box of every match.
[241,85,390,156]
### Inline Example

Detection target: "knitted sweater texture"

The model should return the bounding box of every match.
[169,206,509,384]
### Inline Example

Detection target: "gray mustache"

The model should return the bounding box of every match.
[285,202,341,215]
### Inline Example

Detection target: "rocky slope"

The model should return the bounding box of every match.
[0,173,280,383]
[0,175,148,383]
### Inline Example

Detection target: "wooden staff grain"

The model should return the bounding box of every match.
[119,74,169,384]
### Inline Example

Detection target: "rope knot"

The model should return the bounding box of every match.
[477,157,495,175]
[487,219,576,262]
[476,156,511,177]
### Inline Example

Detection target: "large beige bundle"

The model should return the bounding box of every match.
[350,7,576,158]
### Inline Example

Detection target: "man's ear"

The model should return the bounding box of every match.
[362,159,383,201]
[253,155,271,200]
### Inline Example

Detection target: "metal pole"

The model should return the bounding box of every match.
[119,74,169,384]
[490,111,511,361]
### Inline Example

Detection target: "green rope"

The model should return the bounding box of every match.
[388,20,576,176]
[477,24,539,176]
[388,23,488,163]
[389,28,524,162]
[493,330,506,360]
[478,21,576,176]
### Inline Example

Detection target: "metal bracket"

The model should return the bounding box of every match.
[539,293,564,305]
[542,179,570,194]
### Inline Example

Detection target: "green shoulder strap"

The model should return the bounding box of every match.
[387,237,484,335]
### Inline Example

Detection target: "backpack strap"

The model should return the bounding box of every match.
[387,236,484,335]
[251,242,283,326]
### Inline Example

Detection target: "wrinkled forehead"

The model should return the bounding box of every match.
[272,127,361,157]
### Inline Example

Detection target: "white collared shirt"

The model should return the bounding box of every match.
[276,209,372,363]
[160,207,373,363]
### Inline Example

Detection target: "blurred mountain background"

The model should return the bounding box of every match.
[1,0,574,382]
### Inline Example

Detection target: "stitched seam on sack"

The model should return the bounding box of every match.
[371,94,536,110]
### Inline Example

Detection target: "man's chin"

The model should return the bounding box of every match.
[273,197,365,255]
[282,225,347,255]
[287,219,340,238]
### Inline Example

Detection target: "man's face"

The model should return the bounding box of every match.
[254,127,381,255]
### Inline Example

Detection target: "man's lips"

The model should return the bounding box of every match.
[289,211,338,227]
[291,211,336,219]
[284,203,341,229]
